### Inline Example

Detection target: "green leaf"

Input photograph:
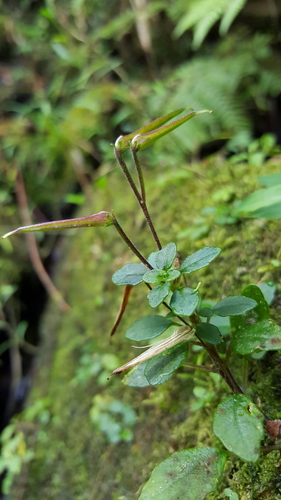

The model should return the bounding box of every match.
[142,270,166,284]
[234,185,281,219]
[219,0,247,36]
[223,488,239,500]
[147,282,170,308]
[122,362,150,388]
[147,250,158,268]
[164,269,181,281]
[112,263,148,286]
[114,108,185,151]
[258,281,276,306]
[212,296,257,317]
[2,211,114,239]
[210,315,230,336]
[232,319,281,354]
[180,247,221,274]
[230,285,281,354]
[132,110,212,151]
[247,202,281,219]
[139,447,226,500]
[170,288,199,316]
[259,173,281,188]
[196,323,222,345]
[145,342,189,385]
[125,315,173,341]
[154,242,177,270]
[198,307,213,317]
[235,285,269,320]
[142,268,180,284]
[213,395,264,462]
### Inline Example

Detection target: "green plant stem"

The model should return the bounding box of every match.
[113,216,153,269]
[242,357,248,392]
[140,200,162,250]
[114,147,142,205]
[190,311,243,393]
[114,147,162,250]
[204,342,243,394]
[131,146,146,203]
[160,299,243,393]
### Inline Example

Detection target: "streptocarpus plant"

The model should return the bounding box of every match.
[3,108,281,499]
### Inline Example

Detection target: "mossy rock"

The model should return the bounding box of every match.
[11,154,281,499]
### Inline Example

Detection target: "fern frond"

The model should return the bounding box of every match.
[173,0,225,38]
[172,0,248,48]
[219,0,247,36]
[193,7,224,49]
[147,33,281,152]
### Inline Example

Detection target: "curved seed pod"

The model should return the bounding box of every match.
[114,108,186,151]
[2,211,114,238]
[112,325,195,374]
[131,109,212,151]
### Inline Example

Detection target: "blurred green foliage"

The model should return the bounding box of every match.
[0,0,280,226]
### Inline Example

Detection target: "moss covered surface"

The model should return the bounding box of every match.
[11,153,281,499]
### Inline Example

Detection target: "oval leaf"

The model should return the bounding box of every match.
[170,288,199,316]
[147,282,170,308]
[231,319,281,354]
[233,285,269,321]
[165,269,181,281]
[234,185,281,217]
[210,315,230,336]
[145,342,188,385]
[180,247,221,274]
[249,201,281,219]
[213,395,264,462]
[230,285,281,354]
[125,315,173,341]
[142,269,167,284]
[122,362,150,388]
[196,323,222,345]
[259,173,281,188]
[199,307,214,318]
[112,263,149,286]
[212,296,257,317]
[143,269,180,284]
[139,447,226,500]
[258,281,276,306]
[155,242,177,270]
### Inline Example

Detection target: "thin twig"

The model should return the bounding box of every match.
[139,200,162,250]
[15,170,70,312]
[131,146,146,202]
[114,147,142,204]
[114,147,162,250]
[184,363,217,373]
[113,216,153,269]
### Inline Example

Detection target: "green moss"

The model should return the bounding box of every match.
[10,154,281,499]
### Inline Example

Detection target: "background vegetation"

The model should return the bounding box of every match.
[0,0,281,498]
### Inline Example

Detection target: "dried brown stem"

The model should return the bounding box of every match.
[15,170,70,312]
